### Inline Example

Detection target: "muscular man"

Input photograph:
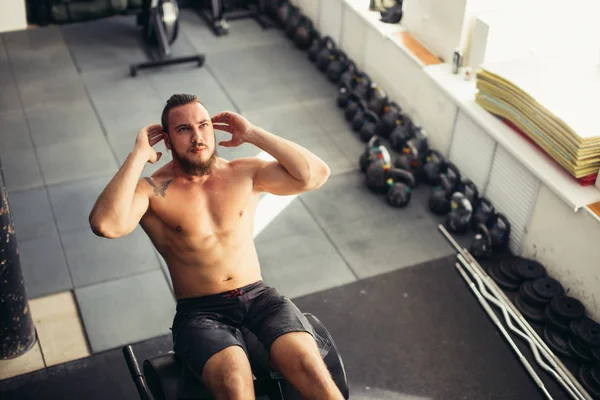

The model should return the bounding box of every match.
[89,94,344,400]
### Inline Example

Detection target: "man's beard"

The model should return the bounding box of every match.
[172,146,217,176]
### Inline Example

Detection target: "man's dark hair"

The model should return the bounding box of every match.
[161,94,201,134]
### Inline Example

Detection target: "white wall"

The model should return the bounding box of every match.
[523,184,600,321]
[0,0,28,33]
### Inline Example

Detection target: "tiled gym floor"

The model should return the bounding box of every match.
[0,9,570,400]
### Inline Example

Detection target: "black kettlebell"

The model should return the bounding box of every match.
[367,84,388,116]
[489,213,511,249]
[285,10,303,39]
[386,168,416,208]
[293,17,316,50]
[461,179,480,210]
[445,192,474,234]
[360,110,380,142]
[366,146,393,193]
[308,34,324,62]
[428,162,461,215]
[276,1,293,29]
[351,101,368,132]
[471,197,495,230]
[344,94,365,122]
[375,102,402,138]
[389,116,413,151]
[336,64,360,108]
[422,150,446,186]
[401,130,430,184]
[326,50,349,83]
[471,223,492,259]
[316,37,336,72]
[265,0,283,20]
[359,136,384,173]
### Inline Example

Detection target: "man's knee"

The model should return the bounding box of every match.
[201,346,253,398]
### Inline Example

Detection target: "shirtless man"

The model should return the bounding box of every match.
[88,94,344,400]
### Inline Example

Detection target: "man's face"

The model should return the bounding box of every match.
[165,102,217,176]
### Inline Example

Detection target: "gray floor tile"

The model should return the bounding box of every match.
[2,25,65,51]
[9,46,78,84]
[254,197,322,244]
[61,17,147,73]
[75,269,175,353]
[25,100,104,147]
[301,98,349,133]
[18,71,88,111]
[47,174,113,235]
[219,72,296,113]
[256,229,356,299]
[1,147,44,192]
[293,134,355,176]
[180,10,287,55]
[8,187,57,241]
[322,217,450,279]
[207,47,274,85]
[300,171,407,227]
[147,67,236,114]
[326,127,365,163]
[19,232,72,299]
[0,109,33,155]
[0,77,21,114]
[242,102,322,141]
[281,65,339,103]
[255,42,313,77]
[62,226,161,287]
[36,136,119,186]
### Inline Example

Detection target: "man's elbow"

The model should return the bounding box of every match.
[305,162,331,190]
[89,217,124,239]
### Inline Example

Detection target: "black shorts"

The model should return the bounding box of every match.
[171,281,328,386]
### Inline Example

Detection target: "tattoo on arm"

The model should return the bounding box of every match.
[144,177,173,197]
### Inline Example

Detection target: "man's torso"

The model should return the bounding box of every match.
[138,158,263,299]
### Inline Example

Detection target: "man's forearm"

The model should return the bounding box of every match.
[89,149,148,230]
[245,126,328,183]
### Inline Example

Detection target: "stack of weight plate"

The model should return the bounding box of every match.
[487,257,547,293]
[515,276,564,324]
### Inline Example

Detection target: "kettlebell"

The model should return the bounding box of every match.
[375,102,402,138]
[471,197,495,230]
[365,146,393,193]
[460,179,480,210]
[336,63,360,108]
[351,102,368,132]
[293,17,316,50]
[422,150,446,186]
[352,72,372,100]
[316,37,336,72]
[276,1,293,29]
[445,192,473,234]
[360,110,380,142]
[344,94,366,122]
[285,10,303,39]
[266,0,283,20]
[308,34,324,62]
[489,213,511,249]
[428,162,461,215]
[386,168,416,208]
[326,50,349,83]
[389,117,413,151]
[359,136,384,173]
[367,84,388,116]
[471,223,492,258]
[401,131,430,184]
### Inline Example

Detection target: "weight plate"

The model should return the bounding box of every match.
[519,280,550,307]
[569,336,593,362]
[488,263,520,291]
[512,258,546,280]
[514,292,545,324]
[543,326,573,359]
[544,305,571,335]
[498,259,523,284]
[550,295,586,321]
[576,318,600,348]
[532,277,564,300]
[579,364,600,399]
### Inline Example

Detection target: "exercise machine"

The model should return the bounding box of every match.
[130,0,206,77]
[196,0,273,36]
[123,313,350,399]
